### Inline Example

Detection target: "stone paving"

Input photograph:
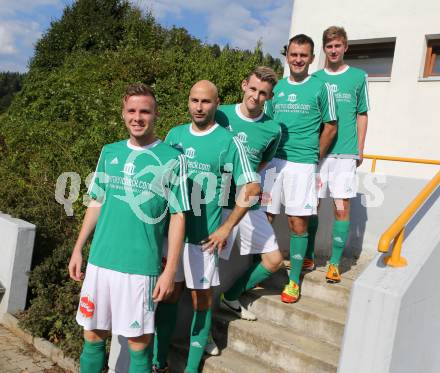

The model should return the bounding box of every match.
[0,324,65,373]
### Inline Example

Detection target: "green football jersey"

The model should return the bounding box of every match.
[165,123,257,244]
[313,66,369,156]
[265,76,337,164]
[216,104,281,209]
[87,139,190,276]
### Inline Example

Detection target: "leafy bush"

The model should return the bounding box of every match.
[1,0,283,358]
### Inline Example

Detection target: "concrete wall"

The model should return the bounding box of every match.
[287,0,440,179]
[0,212,36,315]
[338,184,440,372]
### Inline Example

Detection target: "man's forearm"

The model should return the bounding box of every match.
[319,122,337,159]
[72,200,102,253]
[164,212,185,275]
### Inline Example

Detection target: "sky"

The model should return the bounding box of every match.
[0,0,293,73]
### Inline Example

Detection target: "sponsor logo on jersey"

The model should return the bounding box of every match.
[330,84,338,93]
[237,132,248,144]
[79,295,95,318]
[122,162,136,176]
[288,93,297,103]
[334,236,343,243]
[278,92,285,97]
[130,321,141,329]
[110,157,119,165]
[185,147,196,159]
[292,254,303,260]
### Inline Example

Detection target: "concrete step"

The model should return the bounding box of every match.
[169,340,283,373]
[261,264,354,308]
[241,289,346,347]
[213,310,339,372]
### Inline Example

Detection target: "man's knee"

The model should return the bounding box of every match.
[84,329,108,342]
[262,250,283,272]
[334,199,350,220]
[191,289,212,310]
[287,216,309,235]
[127,334,151,351]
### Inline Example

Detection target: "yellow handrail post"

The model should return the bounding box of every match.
[371,158,377,173]
[383,228,407,267]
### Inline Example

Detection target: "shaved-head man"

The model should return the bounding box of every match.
[152,80,260,373]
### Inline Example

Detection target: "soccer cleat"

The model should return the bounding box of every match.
[220,294,257,321]
[302,258,315,271]
[280,280,300,303]
[204,332,220,356]
[326,264,341,283]
[152,364,169,373]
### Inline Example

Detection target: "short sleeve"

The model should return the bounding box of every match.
[262,126,282,163]
[357,74,370,113]
[264,99,275,119]
[319,83,338,123]
[167,154,190,214]
[87,147,107,203]
[224,136,258,186]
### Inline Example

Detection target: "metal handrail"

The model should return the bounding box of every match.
[377,170,440,267]
[363,154,440,173]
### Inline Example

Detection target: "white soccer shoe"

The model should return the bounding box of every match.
[204,332,220,356]
[220,295,257,321]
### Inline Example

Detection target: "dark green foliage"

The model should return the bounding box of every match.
[1,0,283,358]
[0,72,24,113]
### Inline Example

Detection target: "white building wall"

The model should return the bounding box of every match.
[288,0,440,179]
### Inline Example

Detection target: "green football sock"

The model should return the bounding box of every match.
[80,339,106,373]
[185,309,212,373]
[289,233,309,283]
[153,302,178,368]
[128,344,152,373]
[224,262,272,301]
[305,215,318,260]
[330,220,350,265]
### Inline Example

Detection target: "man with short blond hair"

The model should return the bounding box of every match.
[69,83,189,373]
[308,26,370,283]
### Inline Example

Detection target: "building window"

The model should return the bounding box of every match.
[344,40,396,77]
[423,39,440,77]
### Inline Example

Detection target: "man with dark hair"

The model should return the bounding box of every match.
[215,66,283,321]
[308,26,369,283]
[263,34,337,303]
[69,83,189,373]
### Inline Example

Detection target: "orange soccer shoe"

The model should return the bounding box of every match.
[280,280,300,303]
[302,258,315,271]
[326,264,341,283]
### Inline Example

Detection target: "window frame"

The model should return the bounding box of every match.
[423,39,440,78]
[344,41,396,78]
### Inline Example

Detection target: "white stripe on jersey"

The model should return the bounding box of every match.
[364,75,370,111]
[178,154,190,210]
[325,82,337,121]
[87,148,105,196]
[232,136,254,183]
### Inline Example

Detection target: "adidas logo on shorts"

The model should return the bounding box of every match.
[199,277,209,284]
[304,203,313,209]
[130,321,141,329]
